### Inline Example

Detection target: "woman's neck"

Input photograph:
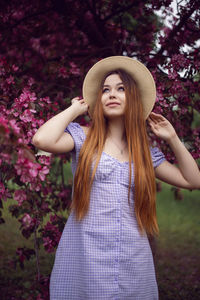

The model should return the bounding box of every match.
[107,117,126,142]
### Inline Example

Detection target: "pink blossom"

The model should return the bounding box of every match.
[21,213,35,229]
[16,248,26,263]
[0,153,11,164]
[168,70,178,80]
[171,54,190,70]
[29,181,42,192]
[15,150,50,189]
[12,10,24,20]
[42,237,54,253]
[39,166,50,181]
[58,188,70,199]
[43,226,61,252]
[9,119,21,134]
[0,67,5,76]
[14,190,27,206]
[42,218,62,252]
[15,88,37,109]
[38,155,51,165]
[30,37,41,52]
[58,66,68,78]
[163,26,171,37]
[84,11,93,21]
[55,91,64,101]
[0,182,6,200]
[15,155,38,183]
[0,57,6,66]
[27,77,35,86]
[6,76,15,85]
[20,109,36,123]
[0,116,9,133]
[69,62,80,76]
[12,108,19,117]
[12,64,19,71]
[40,96,51,104]
[29,163,40,177]
[36,294,44,300]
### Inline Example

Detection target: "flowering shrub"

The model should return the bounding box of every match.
[0,0,199,298]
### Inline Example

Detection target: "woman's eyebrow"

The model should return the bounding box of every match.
[103,82,123,87]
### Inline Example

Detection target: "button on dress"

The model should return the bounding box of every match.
[50,122,166,300]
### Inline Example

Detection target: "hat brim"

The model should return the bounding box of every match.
[82,56,156,119]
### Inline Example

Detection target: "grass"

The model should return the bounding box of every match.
[0,198,55,299]
[157,183,200,247]
[155,182,200,299]
[0,182,200,299]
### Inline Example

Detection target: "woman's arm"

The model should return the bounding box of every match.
[148,112,200,190]
[32,97,88,153]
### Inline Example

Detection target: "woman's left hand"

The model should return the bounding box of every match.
[147,112,177,142]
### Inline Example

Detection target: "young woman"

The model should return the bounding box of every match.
[32,56,200,300]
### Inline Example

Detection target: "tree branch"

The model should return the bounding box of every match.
[8,8,53,31]
[34,225,40,282]
[150,2,199,63]
[104,2,140,22]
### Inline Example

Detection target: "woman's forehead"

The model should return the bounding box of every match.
[103,73,122,85]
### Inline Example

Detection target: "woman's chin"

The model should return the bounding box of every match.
[103,112,125,120]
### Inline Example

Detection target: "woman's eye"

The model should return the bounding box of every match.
[118,86,125,91]
[102,88,109,93]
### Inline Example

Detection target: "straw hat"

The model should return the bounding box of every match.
[82,56,156,119]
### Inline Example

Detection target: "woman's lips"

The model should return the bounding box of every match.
[106,102,120,107]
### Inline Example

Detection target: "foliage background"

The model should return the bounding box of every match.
[0,0,199,298]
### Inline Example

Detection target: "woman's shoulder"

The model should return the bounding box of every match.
[64,123,90,153]
[80,125,90,136]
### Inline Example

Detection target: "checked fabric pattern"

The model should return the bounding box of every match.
[50,122,166,300]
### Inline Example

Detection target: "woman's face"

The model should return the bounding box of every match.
[101,74,126,118]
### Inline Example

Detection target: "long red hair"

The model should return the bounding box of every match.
[71,69,158,236]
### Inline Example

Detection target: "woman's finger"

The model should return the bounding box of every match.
[71,97,79,103]
[151,112,166,122]
[150,113,167,124]
[148,114,158,124]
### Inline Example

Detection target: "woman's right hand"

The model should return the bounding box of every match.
[71,97,89,117]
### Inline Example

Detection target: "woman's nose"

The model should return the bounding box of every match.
[109,88,116,98]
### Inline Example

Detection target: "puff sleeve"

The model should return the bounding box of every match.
[64,122,86,174]
[64,122,86,153]
[150,147,166,169]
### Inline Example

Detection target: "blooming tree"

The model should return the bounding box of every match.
[0,0,199,298]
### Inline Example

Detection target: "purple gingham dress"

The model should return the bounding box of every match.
[50,122,165,300]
